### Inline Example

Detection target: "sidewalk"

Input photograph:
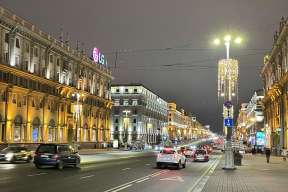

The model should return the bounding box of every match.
[202,153,288,192]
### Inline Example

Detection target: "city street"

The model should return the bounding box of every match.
[0,140,221,192]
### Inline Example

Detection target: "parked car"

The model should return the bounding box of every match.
[0,147,34,163]
[156,149,186,169]
[34,144,81,169]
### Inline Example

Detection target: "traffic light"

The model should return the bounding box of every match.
[163,135,167,141]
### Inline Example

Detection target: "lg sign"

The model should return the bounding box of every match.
[93,47,105,65]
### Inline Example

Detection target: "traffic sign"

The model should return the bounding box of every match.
[224,118,233,127]
[224,100,233,109]
[226,109,232,118]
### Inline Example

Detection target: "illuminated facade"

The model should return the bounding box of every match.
[236,103,248,142]
[0,6,114,150]
[110,84,169,145]
[260,17,288,150]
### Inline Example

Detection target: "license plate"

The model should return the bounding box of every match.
[41,155,48,158]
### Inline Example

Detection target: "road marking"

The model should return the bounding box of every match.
[136,178,149,183]
[122,168,130,170]
[28,173,46,177]
[160,176,184,182]
[103,170,169,192]
[112,184,132,192]
[79,175,95,179]
[187,155,222,192]
[146,164,150,165]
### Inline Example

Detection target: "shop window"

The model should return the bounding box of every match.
[169,118,171,121]
[92,129,96,141]
[83,129,88,141]
[32,127,38,141]
[133,126,136,131]
[54,128,58,141]
[48,127,53,141]
[14,126,20,142]
[115,126,118,131]
[59,128,63,141]
[16,38,20,48]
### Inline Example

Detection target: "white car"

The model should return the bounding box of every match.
[184,149,195,157]
[156,149,186,169]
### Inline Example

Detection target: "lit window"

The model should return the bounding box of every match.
[16,38,20,48]
[15,56,19,66]
[12,94,16,104]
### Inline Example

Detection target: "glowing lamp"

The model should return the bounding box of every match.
[214,39,220,44]
[224,36,231,42]
[235,38,241,43]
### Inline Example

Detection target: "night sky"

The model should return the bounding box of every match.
[2,0,288,134]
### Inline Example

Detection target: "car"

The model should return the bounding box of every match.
[0,147,34,163]
[174,145,180,150]
[183,149,195,157]
[194,149,209,162]
[154,145,164,151]
[156,149,186,169]
[213,143,217,148]
[33,144,81,169]
[205,146,212,153]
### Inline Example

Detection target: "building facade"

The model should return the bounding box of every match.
[168,103,186,142]
[0,6,114,150]
[236,103,248,143]
[110,84,169,145]
[260,17,288,151]
[246,90,264,147]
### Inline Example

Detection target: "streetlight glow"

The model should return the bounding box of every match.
[72,93,75,96]
[232,93,236,96]
[82,94,84,97]
[221,93,224,97]
[235,38,241,43]
[224,36,231,42]
[214,39,220,44]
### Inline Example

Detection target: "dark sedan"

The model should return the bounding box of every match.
[34,144,81,169]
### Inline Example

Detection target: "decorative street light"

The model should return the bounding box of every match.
[214,35,242,170]
[72,92,84,151]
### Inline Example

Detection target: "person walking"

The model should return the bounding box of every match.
[107,144,110,151]
[282,147,287,162]
[265,147,271,163]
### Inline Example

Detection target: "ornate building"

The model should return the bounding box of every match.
[236,103,248,143]
[260,17,288,151]
[110,84,169,145]
[0,6,114,150]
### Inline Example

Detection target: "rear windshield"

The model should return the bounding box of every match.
[36,145,56,153]
[196,150,205,154]
[160,150,176,154]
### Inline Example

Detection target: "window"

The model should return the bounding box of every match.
[50,55,53,63]
[16,38,20,48]
[134,89,137,92]
[133,126,136,131]
[15,56,19,66]
[22,96,26,105]
[1,91,6,101]
[62,75,66,84]
[39,99,43,108]
[34,64,37,73]
[134,110,137,114]
[56,72,59,82]
[4,52,9,62]
[57,58,60,66]
[125,89,128,92]
[133,119,136,123]
[49,69,52,79]
[115,119,118,123]
[25,42,29,52]
[116,89,119,93]
[69,78,72,85]
[14,126,20,142]
[25,60,28,70]
[12,94,16,104]
[48,102,51,110]
[115,126,118,131]
[48,127,53,141]
[34,47,38,56]
[32,98,35,107]
[5,33,9,43]
[69,64,71,71]
[42,67,45,76]
[42,50,45,59]
[169,118,171,121]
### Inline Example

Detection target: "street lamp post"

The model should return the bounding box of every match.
[72,92,84,152]
[215,35,241,170]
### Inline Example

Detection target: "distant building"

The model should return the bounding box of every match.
[110,84,169,145]
[236,103,248,143]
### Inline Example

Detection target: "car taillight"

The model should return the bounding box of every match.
[52,155,60,158]
[204,154,208,156]
[157,153,162,157]
[172,154,178,158]
[34,154,39,157]
[183,151,186,154]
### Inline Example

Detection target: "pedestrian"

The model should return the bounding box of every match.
[252,147,255,155]
[265,147,271,163]
[282,147,286,162]
[107,144,110,151]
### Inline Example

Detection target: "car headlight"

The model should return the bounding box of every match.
[160,147,163,150]
[155,147,158,150]
[5,153,13,158]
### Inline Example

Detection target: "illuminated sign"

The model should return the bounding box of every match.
[256,132,265,145]
[93,47,105,65]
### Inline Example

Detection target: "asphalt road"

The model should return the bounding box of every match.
[0,140,222,192]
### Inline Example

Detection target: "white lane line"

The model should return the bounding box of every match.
[136,178,149,183]
[122,168,130,170]
[146,164,150,165]
[151,174,161,177]
[28,173,46,177]
[112,184,132,192]
[79,175,94,179]
[103,170,169,192]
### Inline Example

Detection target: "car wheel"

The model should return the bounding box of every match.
[157,163,162,169]
[176,161,181,170]
[10,156,16,164]
[26,155,32,163]
[58,160,64,170]
[182,161,186,168]
[74,159,80,168]
[35,164,41,169]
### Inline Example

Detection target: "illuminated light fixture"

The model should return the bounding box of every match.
[72,93,75,96]
[232,93,236,96]
[214,39,220,44]
[82,94,84,97]
[221,93,225,97]
[250,118,255,122]
[235,38,241,43]
[224,36,231,42]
